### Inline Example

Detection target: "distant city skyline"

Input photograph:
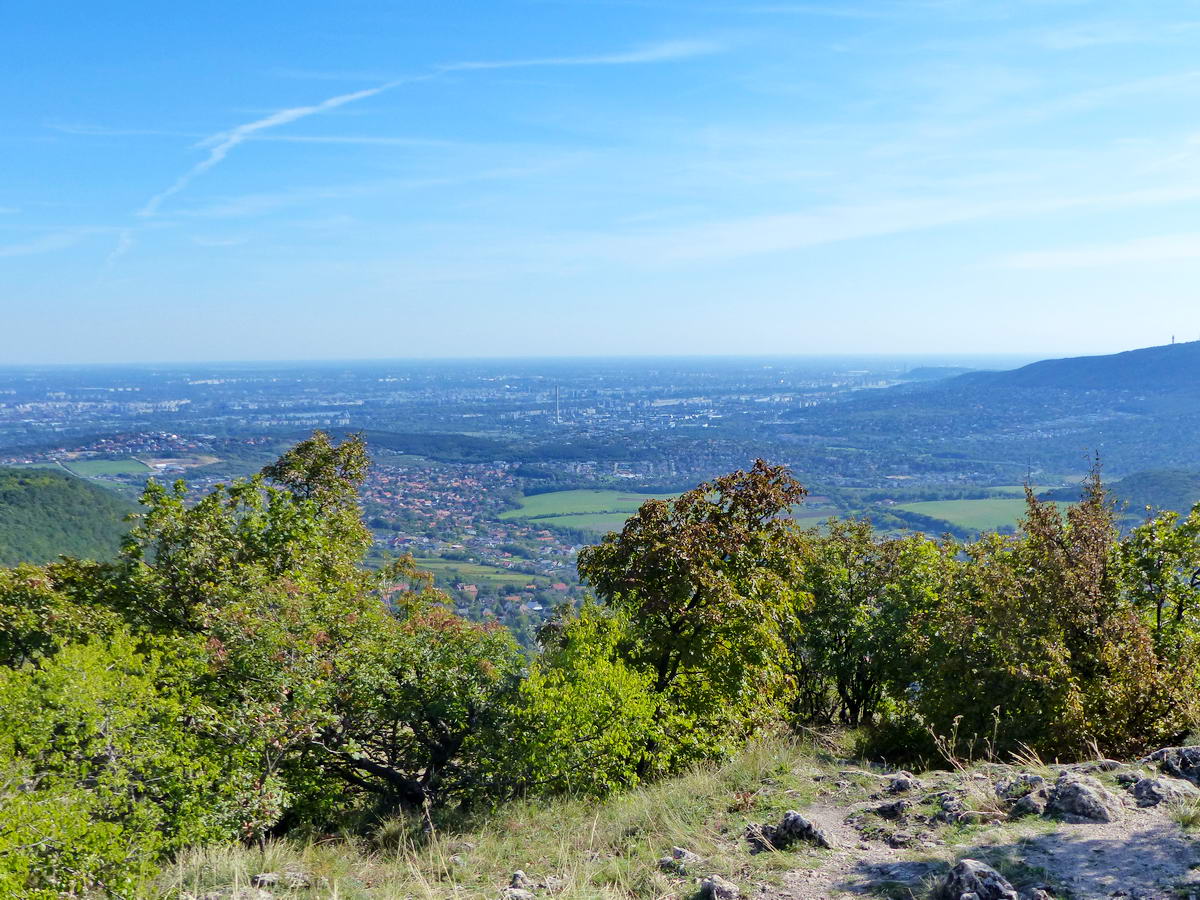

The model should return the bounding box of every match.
[4,1,1200,363]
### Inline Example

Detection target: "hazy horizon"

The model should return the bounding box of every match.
[0,350,1063,370]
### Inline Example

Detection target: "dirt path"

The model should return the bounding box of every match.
[753,774,1200,899]
[1019,815,1198,899]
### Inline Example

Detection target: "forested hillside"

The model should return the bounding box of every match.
[1044,468,1200,520]
[956,339,1200,392]
[0,466,134,565]
[786,340,1200,475]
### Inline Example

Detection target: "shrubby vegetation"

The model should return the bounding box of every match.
[3,435,1200,894]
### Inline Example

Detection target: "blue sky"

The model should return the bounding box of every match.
[4,0,1200,363]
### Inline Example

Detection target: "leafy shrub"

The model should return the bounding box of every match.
[0,632,231,894]
[509,602,658,796]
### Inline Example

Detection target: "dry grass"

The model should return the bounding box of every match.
[1167,796,1200,830]
[153,733,834,899]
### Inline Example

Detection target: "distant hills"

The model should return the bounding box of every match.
[901,366,979,381]
[1043,468,1200,519]
[0,467,134,566]
[955,341,1200,392]
[788,341,1200,478]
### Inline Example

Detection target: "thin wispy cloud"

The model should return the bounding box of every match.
[253,134,460,147]
[134,39,720,219]
[1033,20,1200,51]
[1002,232,1200,270]
[0,230,87,258]
[47,121,203,139]
[135,80,419,218]
[99,228,136,274]
[441,39,720,71]
[49,120,457,149]
[177,162,575,220]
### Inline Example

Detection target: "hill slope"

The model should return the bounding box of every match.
[957,340,1200,392]
[0,466,135,565]
[784,341,1200,476]
[1044,468,1200,518]
[159,736,1200,899]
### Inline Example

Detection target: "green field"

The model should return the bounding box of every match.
[896,497,1030,532]
[411,557,541,589]
[502,489,833,537]
[500,489,674,535]
[63,458,152,477]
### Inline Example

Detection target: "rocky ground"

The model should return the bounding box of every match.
[699,746,1200,900]
[176,746,1200,900]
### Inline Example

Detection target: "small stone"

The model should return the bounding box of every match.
[282,869,311,889]
[1131,775,1200,808]
[501,890,535,900]
[876,798,912,819]
[1009,791,1047,819]
[888,772,921,793]
[939,793,966,813]
[955,810,995,825]
[1146,746,1200,785]
[1045,772,1121,823]
[994,773,1046,800]
[934,859,1019,900]
[658,846,703,874]
[698,874,740,900]
[746,810,834,851]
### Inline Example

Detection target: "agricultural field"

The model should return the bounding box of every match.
[62,458,152,477]
[895,497,1030,532]
[142,455,221,470]
[501,489,834,537]
[411,557,543,589]
[500,489,673,535]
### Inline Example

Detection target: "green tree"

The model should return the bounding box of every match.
[578,459,806,774]
[1121,503,1200,652]
[904,477,1198,758]
[785,520,949,727]
[316,605,525,813]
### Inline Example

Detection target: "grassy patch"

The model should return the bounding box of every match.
[1168,797,1200,829]
[895,498,1029,532]
[410,557,544,589]
[62,458,152,477]
[500,489,675,536]
[155,735,832,899]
